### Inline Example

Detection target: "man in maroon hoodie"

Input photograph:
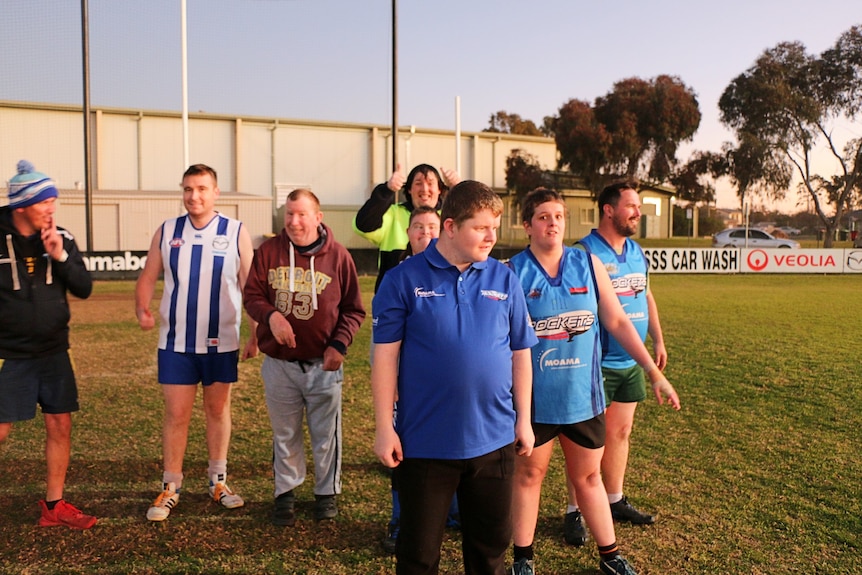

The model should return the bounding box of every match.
[244,188,365,526]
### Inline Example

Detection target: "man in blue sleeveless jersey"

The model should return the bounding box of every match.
[135,164,258,521]
[563,182,678,545]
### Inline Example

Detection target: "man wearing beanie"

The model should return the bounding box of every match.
[0,160,96,529]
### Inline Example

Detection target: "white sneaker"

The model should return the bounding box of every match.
[146,482,180,521]
[209,474,244,509]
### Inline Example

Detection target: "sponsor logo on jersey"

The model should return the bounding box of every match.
[569,285,588,294]
[414,287,445,298]
[212,236,230,250]
[611,273,646,296]
[169,238,185,248]
[538,348,584,372]
[532,310,595,341]
[481,290,508,301]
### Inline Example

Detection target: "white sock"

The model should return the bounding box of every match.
[163,471,183,491]
[209,459,228,483]
[566,504,580,514]
[607,493,623,505]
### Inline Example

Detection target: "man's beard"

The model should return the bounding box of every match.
[613,215,639,237]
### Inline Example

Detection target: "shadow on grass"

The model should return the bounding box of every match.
[0,457,405,568]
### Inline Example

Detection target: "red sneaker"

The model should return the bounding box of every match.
[38,499,97,530]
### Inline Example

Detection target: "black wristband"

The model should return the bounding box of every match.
[327,340,347,356]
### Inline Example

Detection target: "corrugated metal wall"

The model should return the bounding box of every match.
[1,101,673,250]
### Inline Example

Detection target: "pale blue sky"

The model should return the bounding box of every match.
[1,0,858,208]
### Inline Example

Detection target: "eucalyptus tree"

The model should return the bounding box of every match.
[552,75,701,194]
[718,25,862,246]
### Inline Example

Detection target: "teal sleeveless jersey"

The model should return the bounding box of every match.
[578,230,649,369]
[509,247,605,424]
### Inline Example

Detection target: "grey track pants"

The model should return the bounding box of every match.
[261,355,343,498]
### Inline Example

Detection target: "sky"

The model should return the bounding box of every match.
[1,0,859,210]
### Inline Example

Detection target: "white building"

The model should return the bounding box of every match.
[1,100,674,258]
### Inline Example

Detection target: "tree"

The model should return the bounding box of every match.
[718,25,862,247]
[670,151,721,205]
[672,204,723,237]
[719,133,793,207]
[594,75,701,181]
[484,111,543,136]
[679,132,795,212]
[551,99,613,192]
[505,148,547,208]
[552,76,701,194]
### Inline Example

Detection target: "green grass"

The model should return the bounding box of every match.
[1,275,860,574]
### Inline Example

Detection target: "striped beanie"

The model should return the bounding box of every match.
[7,160,59,208]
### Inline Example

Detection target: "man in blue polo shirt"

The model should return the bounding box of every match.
[372,180,537,575]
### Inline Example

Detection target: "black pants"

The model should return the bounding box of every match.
[395,445,514,575]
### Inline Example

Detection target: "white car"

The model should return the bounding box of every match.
[777,226,801,236]
[712,227,800,248]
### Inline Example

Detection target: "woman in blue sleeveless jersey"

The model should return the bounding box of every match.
[508,188,679,575]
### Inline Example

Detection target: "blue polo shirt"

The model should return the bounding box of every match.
[373,239,538,460]
[579,230,649,369]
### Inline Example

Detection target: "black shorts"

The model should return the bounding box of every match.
[532,413,606,450]
[0,351,79,423]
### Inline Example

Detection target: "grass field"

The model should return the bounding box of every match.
[0,274,860,574]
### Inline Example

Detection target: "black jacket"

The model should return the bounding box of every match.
[0,207,92,358]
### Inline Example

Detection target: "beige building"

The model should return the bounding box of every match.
[1,100,674,255]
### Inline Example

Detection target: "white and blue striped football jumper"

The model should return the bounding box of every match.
[158,213,243,354]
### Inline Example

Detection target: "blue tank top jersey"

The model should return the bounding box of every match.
[578,230,649,369]
[510,247,605,424]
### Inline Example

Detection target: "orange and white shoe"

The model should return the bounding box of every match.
[146,482,180,521]
[209,474,244,509]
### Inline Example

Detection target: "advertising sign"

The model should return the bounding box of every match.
[643,248,739,274]
[844,249,862,274]
[740,249,843,273]
[643,248,862,274]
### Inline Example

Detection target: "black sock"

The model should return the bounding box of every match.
[45,499,61,511]
[513,544,534,561]
[598,541,620,560]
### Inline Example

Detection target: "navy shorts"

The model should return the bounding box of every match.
[157,349,239,385]
[0,351,79,422]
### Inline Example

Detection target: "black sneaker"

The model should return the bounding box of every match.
[510,557,535,575]
[272,490,296,526]
[314,494,338,520]
[610,496,654,525]
[599,555,637,575]
[383,520,399,554]
[563,510,588,546]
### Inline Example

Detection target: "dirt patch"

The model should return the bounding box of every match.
[70,290,136,325]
